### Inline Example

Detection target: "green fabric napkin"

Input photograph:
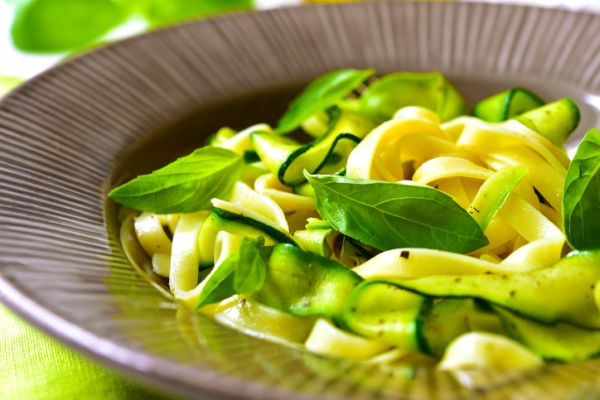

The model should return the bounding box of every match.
[0,305,168,399]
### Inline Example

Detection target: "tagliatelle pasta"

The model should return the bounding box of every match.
[112,70,600,370]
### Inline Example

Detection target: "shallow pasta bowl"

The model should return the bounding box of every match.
[2,1,600,399]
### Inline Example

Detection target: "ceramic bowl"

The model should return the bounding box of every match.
[2,2,600,399]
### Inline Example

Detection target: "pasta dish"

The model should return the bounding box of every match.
[110,70,600,370]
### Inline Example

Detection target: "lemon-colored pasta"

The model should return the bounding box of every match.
[218,123,271,155]
[169,211,210,293]
[439,332,543,370]
[224,181,289,232]
[346,107,445,180]
[133,212,173,277]
[353,247,539,280]
[305,319,390,360]
[201,295,315,345]
[254,173,315,212]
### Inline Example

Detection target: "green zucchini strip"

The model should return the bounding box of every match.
[378,251,600,329]
[198,208,295,268]
[253,244,363,323]
[252,109,372,186]
[342,281,428,352]
[359,71,466,122]
[514,98,580,146]
[472,87,544,122]
[495,306,600,362]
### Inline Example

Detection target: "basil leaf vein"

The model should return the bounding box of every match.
[306,174,488,253]
[109,146,243,214]
[563,128,600,250]
[276,69,375,134]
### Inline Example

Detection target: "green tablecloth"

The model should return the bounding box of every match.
[0,304,167,399]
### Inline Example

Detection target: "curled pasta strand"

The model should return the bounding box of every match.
[457,119,567,174]
[173,230,242,308]
[219,123,272,155]
[412,156,493,185]
[226,181,289,232]
[346,106,444,180]
[134,212,173,277]
[254,173,315,213]
[305,318,390,360]
[498,195,565,269]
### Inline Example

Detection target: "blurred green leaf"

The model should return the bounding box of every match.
[0,75,22,96]
[141,0,253,27]
[11,0,129,53]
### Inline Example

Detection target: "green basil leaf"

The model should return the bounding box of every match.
[276,69,375,134]
[359,72,466,122]
[196,254,237,309]
[196,237,268,309]
[11,0,127,53]
[306,173,488,253]
[109,146,243,214]
[563,128,600,250]
[141,0,252,27]
[233,237,268,294]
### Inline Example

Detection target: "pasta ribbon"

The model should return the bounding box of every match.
[225,181,289,232]
[133,212,173,277]
[176,231,243,308]
[201,295,315,345]
[218,123,272,155]
[353,247,540,280]
[305,319,390,360]
[254,173,315,212]
[346,107,445,180]
[169,211,210,293]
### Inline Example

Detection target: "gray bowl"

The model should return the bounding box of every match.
[2,2,600,399]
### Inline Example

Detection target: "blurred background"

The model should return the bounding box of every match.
[0,0,307,85]
[1,0,598,88]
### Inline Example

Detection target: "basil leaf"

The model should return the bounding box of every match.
[141,0,252,27]
[196,237,268,308]
[306,174,488,253]
[233,237,268,294]
[359,72,466,122]
[11,0,127,53]
[109,147,243,214]
[563,128,600,250]
[276,69,375,134]
[196,254,237,309]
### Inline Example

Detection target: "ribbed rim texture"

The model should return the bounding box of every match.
[2,2,600,399]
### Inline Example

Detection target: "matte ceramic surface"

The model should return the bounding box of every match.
[2,2,600,399]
